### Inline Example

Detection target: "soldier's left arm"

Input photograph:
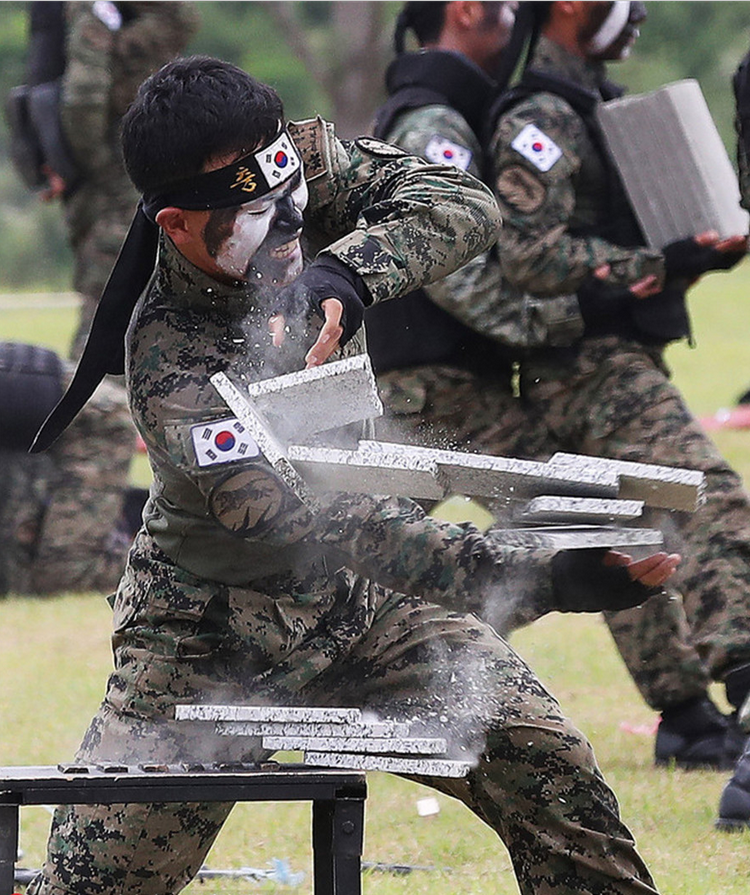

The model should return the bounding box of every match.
[293,118,502,305]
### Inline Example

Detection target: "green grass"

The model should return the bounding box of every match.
[3,267,750,894]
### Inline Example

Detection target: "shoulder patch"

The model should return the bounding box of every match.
[354,137,408,159]
[190,417,261,468]
[496,165,547,214]
[423,134,473,171]
[92,0,123,30]
[511,124,562,173]
[288,117,331,181]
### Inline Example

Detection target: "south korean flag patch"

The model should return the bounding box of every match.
[424,134,473,171]
[256,132,302,186]
[191,417,261,468]
[511,124,563,173]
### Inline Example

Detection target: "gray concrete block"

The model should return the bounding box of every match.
[516,496,644,524]
[175,705,363,724]
[261,736,448,755]
[244,354,383,441]
[287,444,445,499]
[546,453,705,512]
[359,441,621,501]
[487,526,663,551]
[598,80,748,247]
[215,721,411,738]
[210,372,321,510]
[304,752,472,778]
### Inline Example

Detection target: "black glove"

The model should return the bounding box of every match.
[551,548,661,613]
[271,256,372,348]
[663,237,745,280]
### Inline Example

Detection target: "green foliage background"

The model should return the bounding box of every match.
[1,1,750,291]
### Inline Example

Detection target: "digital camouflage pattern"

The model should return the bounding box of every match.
[0,367,135,597]
[61,1,198,356]
[488,36,750,693]
[30,121,660,895]
[375,72,709,713]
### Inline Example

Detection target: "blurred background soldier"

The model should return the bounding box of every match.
[367,0,738,771]
[9,1,199,358]
[0,341,142,596]
[483,0,750,821]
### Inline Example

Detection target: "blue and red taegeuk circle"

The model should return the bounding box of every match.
[214,430,236,452]
[274,150,289,168]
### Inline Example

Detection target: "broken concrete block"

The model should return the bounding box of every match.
[546,453,705,512]
[215,720,411,739]
[261,735,448,755]
[210,371,321,510]
[175,705,363,724]
[487,525,663,551]
[598,79,749,247]
[244,354,383,442]
[304,752,472,778]
[516,496,644,525]
[287,443,445,499]
[359,441,621,502]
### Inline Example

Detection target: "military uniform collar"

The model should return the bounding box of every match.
[531,35,606,96]
[157,234,256,315]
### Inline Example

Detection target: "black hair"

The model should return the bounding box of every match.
[394,2,449,53]
[121,55,285,194]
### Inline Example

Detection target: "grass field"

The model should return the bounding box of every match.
[2,266,750,894]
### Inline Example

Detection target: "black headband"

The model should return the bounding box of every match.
[31,129,303,453]
[142,129,303,220]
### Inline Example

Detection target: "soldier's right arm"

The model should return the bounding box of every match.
[489,93,663,297]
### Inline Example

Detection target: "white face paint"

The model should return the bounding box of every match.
[213,170,309,285]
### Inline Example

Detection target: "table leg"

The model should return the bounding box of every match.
[0,804,19,895]
[312,797,364,895]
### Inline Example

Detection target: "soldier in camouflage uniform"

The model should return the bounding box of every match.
[484,0,750,820]
[27,56,681,895]
[368,0,730,770]
[32,1,198,357]
[0,342,138,596]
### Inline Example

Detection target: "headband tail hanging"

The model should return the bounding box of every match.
[31,205,160,452]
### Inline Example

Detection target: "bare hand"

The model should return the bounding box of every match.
[305,298,344,368]
[268,297,345,368]
[594,263,661,300]
[603,550,681,589]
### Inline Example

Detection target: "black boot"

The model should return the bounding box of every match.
[716,737,750,830]
[715,664,750,829]
[655,696,732,770]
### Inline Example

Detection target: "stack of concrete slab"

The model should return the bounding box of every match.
[175,705,472,778]
[597,79,749,247]
[210,355,705,551]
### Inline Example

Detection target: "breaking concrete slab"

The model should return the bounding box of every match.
[244,353,383,442]
[215,721,411,739]
[176,705,363,724]
[287,443,445,500]
[261,735,448,755]
[515,496,644,525]
[210,371,321,510]
[360,441,621,502]
[487,526,663,551]
[304,752,471,777]
[546,453,705,512]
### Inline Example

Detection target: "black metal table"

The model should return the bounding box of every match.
[0,763,366,895]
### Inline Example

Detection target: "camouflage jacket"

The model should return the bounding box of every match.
[487,37,665,347]
[123,119,551,634]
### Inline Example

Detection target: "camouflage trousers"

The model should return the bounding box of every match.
[520,336,750,683]
[375,363,710,711]
[28,533,659,895]
[0,372,136,596]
